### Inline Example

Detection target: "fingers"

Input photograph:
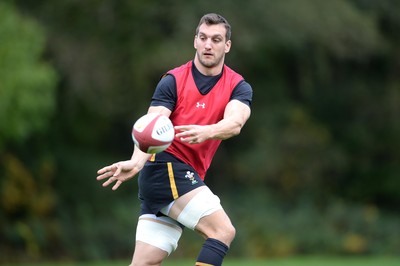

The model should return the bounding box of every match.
[97,164,115,176]
[96,164,120,189]
[174,125,193,137]
[114,166,122,177]
[176,132,199,144]
[96,160,140,190]
[174,125,191,131]
[97,168,106,175]
[96,171,113,181]
[96,166,115,183]
[178,135,198,144]
[175,126,197,143]
[112,180,122,191]
[101,175,121,189]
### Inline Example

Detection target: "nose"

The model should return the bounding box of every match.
[205,39,212,49]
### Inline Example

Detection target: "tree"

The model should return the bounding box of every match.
[0,1,57,150]
[0,2,58,261]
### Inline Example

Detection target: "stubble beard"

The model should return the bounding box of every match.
[197,51,224,69]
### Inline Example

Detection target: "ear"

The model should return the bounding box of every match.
[225,40,231,53]
[194,35,197,49]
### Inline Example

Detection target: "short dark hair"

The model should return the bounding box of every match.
[195,13,231,41]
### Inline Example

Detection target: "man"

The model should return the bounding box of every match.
[97,13,252,266]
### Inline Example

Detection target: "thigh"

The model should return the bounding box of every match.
[165,186,206,219]
[133,214,183,263]
[162,186,223,230]
[131,241,168,266]
[195,209,235,243]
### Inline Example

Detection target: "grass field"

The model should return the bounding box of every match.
[5,256,400,266]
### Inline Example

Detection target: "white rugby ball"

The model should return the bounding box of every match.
[131,113,175,154]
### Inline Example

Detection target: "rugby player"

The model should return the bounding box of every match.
[97,13,253,266]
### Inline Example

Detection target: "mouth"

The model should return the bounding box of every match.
[203,52,213,57]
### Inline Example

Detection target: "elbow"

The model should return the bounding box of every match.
[216,126,241,140]
[232,126,241,137]
[214,120,245,140]
[229,123,243,138]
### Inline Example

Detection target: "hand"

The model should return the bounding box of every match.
[96,160,140,190]
[175,125,211,144]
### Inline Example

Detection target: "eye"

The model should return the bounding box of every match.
[213,38,222,43]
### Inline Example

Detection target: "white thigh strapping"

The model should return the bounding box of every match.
[177,187,223,230]
[135,214,183,255]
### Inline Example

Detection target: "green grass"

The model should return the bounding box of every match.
[5,256,400,266]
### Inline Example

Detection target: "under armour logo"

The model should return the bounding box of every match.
[196,102,206,108]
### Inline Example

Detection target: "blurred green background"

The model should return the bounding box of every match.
[1,0,399,263]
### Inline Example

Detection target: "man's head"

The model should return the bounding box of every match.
[195,13,231,41]
[194,13,232,74]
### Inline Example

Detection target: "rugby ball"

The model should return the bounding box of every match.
[131,113,175,154]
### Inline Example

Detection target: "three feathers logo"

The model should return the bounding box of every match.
[185,171,198,185]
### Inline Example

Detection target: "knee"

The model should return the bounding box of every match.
[196,211,237,246]
[222,222,236,245]
[209,221,236,246]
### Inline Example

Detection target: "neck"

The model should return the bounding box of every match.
[193,56,224,76]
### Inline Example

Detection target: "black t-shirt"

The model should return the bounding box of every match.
[151,63,253,111]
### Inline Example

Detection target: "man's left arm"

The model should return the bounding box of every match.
[175,99,251,143]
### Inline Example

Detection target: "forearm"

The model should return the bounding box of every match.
[209,100,251,140]
[131,145,152,164]
[208,118,243,140]
[174,100,251,144]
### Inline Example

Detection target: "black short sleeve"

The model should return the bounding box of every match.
[230,80,253,107]
[150,74,177,111]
